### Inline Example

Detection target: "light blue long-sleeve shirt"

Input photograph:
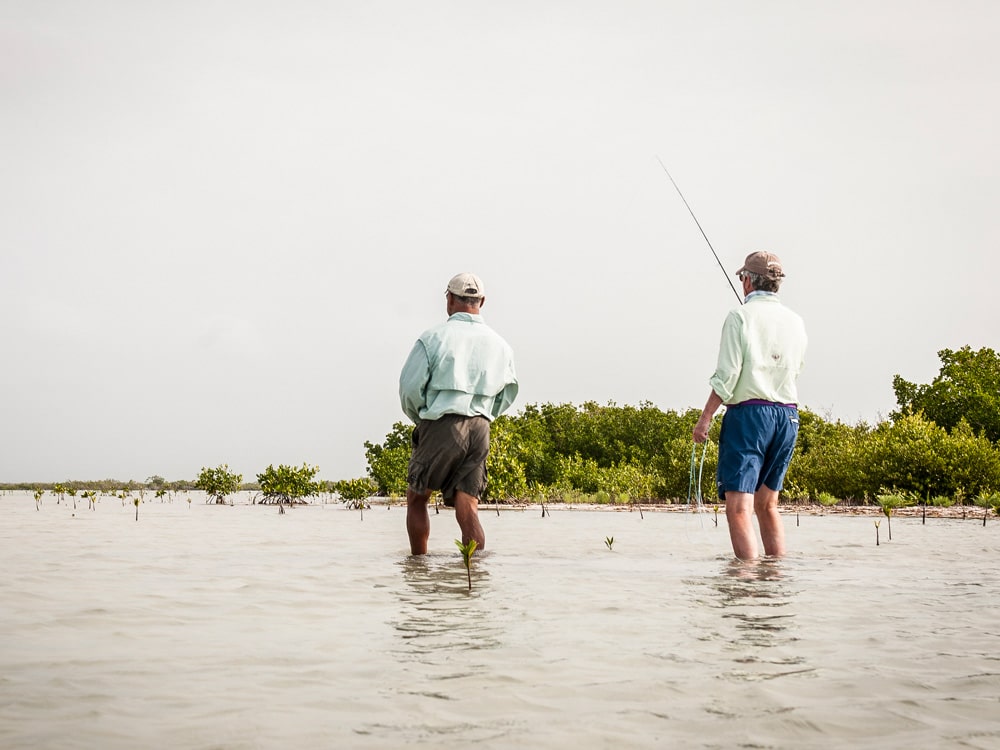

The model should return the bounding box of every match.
[708,292,807,405]
[399,312,518,424]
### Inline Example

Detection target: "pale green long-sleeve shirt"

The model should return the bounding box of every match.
[708,292,807,405]
[399,312,518,424]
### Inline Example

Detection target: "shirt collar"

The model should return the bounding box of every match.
[744,290,779,302]
[448,312,483,323]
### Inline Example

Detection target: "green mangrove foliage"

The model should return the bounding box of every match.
[335,477,378,509]
[893,346,1000,443]
[364,381,1000,504]
[256,463,320,505]
[195,464,243,505]
[363,422,413,497]
[789,412,1000,501]
[366,401,719,503]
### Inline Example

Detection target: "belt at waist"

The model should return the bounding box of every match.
[728,399,797,408]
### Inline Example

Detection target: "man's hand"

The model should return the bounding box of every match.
[692,415,712,444]
[694,391,723,443]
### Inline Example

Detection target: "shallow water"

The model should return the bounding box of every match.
[1,492,998,749]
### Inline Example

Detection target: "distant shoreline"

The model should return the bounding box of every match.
[384,499,993,520]
[3,489,991,520]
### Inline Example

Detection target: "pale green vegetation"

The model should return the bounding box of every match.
[335,477,377,519]
[455,538,478,591]
[876,490,914,540]
[334,478,377,508]
[360,347,1000,508]
[195,465,243,505]
[256,463,320,507]
[816,491,840,507]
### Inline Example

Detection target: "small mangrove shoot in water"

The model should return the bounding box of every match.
[877,490,913,541]
[133,497,140,522]
[713,505,720,528]
[875,519,881,546]
[605,536,614,551]
[33,488,44,511]
[974,491,1000,527]
[455,538,478,591]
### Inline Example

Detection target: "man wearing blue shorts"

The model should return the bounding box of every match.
[399,273,518,555]
[693,252,807,560]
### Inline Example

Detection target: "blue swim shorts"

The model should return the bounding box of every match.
[716,403,800,500]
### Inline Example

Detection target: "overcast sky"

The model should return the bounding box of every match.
[2,1,997,483]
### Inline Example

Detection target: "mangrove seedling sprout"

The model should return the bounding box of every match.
[876,491,910,541]
[605,536,614,551]
[133,496,140,522]
[875,519,881,546]
[455,538,478,591]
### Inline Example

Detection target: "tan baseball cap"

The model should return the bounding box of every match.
[736,251,785,280]
[446,272,485,298]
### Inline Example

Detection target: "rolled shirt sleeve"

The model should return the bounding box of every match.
[708,310,744,403]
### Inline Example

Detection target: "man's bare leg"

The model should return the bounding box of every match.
[451,490,485,551]
[724,491,758,560]
[406,488,432,555]
[754,484,786,557]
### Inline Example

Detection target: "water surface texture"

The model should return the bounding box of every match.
[1,493,998,749]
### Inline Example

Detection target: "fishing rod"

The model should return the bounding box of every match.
[655,156,743,305]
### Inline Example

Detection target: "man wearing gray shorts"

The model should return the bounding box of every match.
[399,272,518,555]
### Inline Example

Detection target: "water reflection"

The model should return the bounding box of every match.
[358,557,514,742]
[696,557,815,683]
[391,554,502,657]
[713,558,797,649]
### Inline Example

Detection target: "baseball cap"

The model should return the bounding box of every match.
[446,272,485,298]
[736,251,785,280]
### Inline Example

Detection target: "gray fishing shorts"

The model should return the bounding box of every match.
[407,414,490,503]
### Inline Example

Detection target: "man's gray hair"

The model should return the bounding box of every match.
[742,271,782,293]
[451,293,482,306]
